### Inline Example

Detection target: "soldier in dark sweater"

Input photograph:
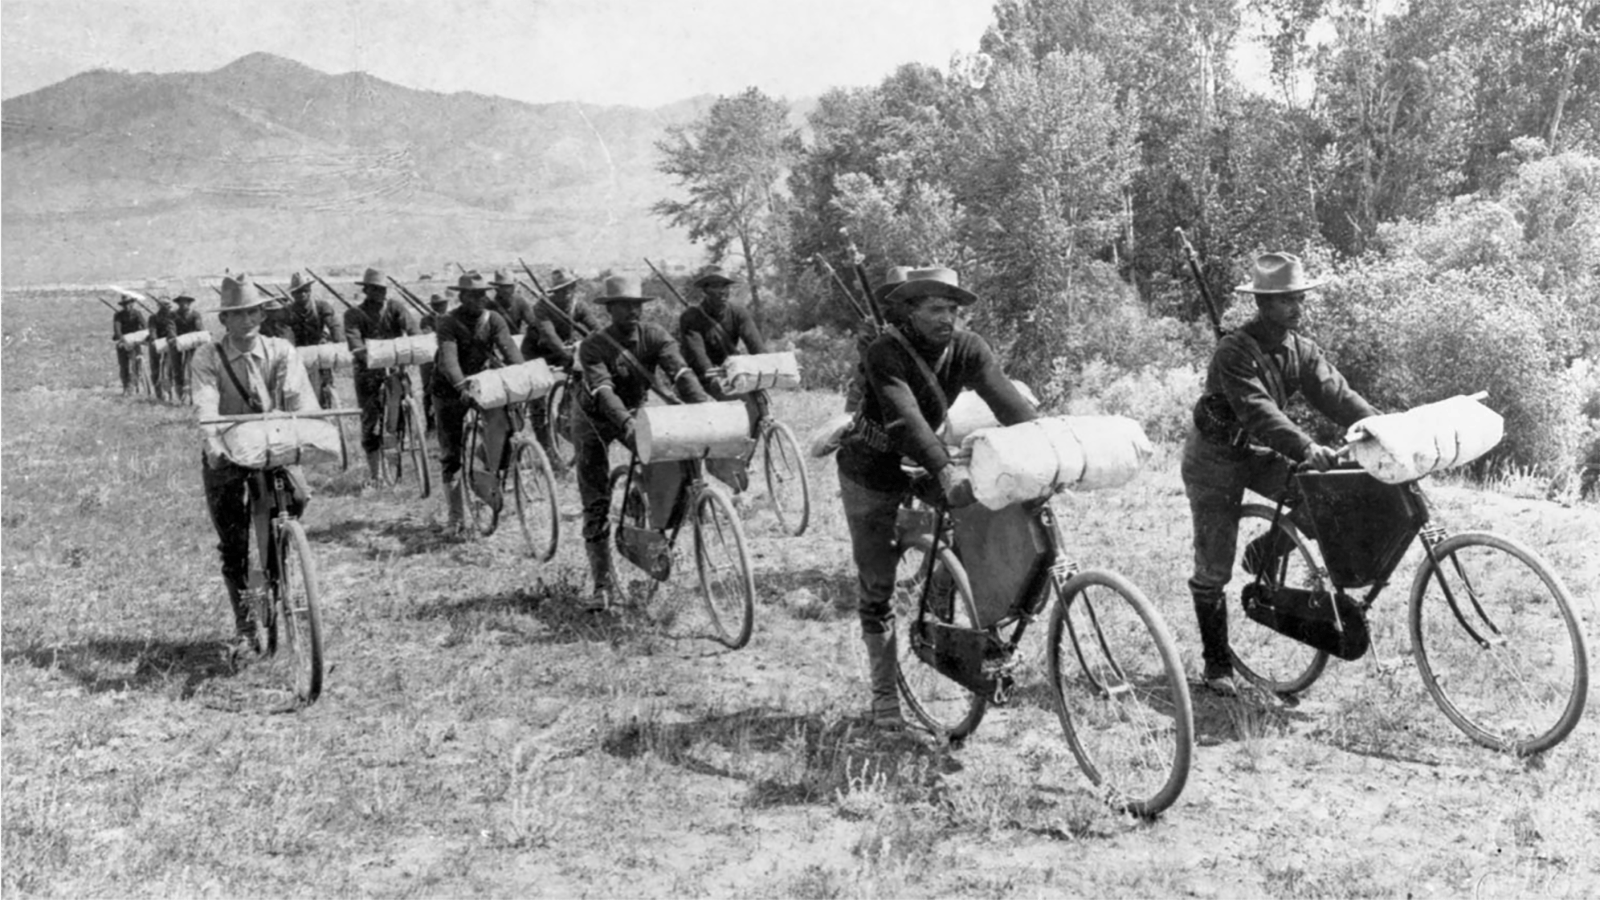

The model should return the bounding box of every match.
[112,297,146,394]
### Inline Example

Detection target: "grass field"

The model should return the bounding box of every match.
[4,289,1599,897]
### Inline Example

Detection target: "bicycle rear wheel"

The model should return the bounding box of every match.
[462,410,500,537]
[760,420,811,537]
[274,519,324,704]
[692,485,755,649]
[399,396,431,499]
[1048,570,1193,816]
[892,537,988,739]
[512,438,560,562]
[1229,504,1330,694]
[546,381,577,472]
[1410,531,1588,755]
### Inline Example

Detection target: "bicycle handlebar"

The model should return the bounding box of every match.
[200,409,361,425]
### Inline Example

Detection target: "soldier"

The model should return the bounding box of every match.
[431,272,525,534]
[282,271,346,408]
[146,297,177,402]
[170,294,204,402]
[111,297,146,394]
[489,269,537,343]
[1182,252,1377,696]
[525,267,598,458]
[677,264,767,400]
[844,265,912,414]
[191,277,319,655]
[837,267,1038,728]
[343,267,419,481]
[420,293,449,431]
[573,274,711,607]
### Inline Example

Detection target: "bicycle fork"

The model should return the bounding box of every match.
[1420,523,1505,650]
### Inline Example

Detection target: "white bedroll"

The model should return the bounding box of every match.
[208,416,343,469]
[297,343,354,372]
[365,333,438,368]
[460,359,562,410]
[636,401,754,464]
[118,330,150,350]
[155,331,214,355]
[938,380,1040,446]
[966,415,1154,509]
[1346,392,1503,484]
[718,351,802,395]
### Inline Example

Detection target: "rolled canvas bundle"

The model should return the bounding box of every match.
[119,330,150,349]
[1346,394,1503,484]
[461,359,560,409]
[211,417,342,470]
[967,415,1153,508]
[636,401,754,464]
[365,333,438,369]
[719,352,802,395]
[297,343,354,372]
[156,331,214,355]
[937,380,1039,446]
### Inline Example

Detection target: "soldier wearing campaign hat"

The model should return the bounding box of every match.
[146,296,179,403]
[278,271,345,408]
[837,266,1038,729]
[571,274,710,609]
[677,264,767,401]
[1181,251,1378,696]
[111,296,147,394]
[525,266,599,460]
[344,266,420,481]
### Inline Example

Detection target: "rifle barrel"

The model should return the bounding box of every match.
[520,277,678,406]
[384,275,433,318]
[1175,228,1225,339]
[643,258,693,309]
[304,269,356,312]
[814,256,871,326]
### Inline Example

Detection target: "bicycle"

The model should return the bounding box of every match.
[1232,460,1589,755]
[533,360,577,472]
[122,338,153,396]
[609,453,756,649]
[200,408,360,705]
[377,368,431,498]
[892,466,1195,817]
[460,406,560,561]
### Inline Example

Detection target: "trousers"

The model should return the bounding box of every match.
[573,403,623,544]
[838,469,904,633]
[1180,426,1298,591]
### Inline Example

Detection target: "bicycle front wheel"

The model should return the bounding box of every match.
[400,396,431,499]
[760,420,811,537]
[512,439,560,562]
[1048,569,1193,816]
[462,410,499,537]
[692,486,755,649]
[1229,504,1331,695]
[274,519,324,704]
[1410,531,1589,755]
[546,381,577,472]
[892,537,988,739]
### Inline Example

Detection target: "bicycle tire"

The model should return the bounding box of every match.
[512,439,560,562]
[1048,569,1194,816]
[402,396,431,499]
[1409,530,1589,755]
[274,519,324,704]
[462,410,499,537]
[760,420,811,537]
[692,485,755,649]
[1229,503,1331,694]
[892,537,989,738]
[546,381,577,472]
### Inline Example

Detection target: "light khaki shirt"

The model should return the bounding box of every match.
[191,333,320,463]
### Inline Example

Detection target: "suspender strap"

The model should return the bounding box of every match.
[217,345,264,413]
[1236,331,1287,410]
[885,325,952,427]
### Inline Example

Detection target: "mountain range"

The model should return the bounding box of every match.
[1,52,738,287]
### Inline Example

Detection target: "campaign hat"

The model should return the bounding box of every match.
[356,267,387,288]
[691,264,738,288]
[1235,252,1324,294]
[873,265,915,303]
[490,269,516,288]
[174,294,196,305]
[218,276,276,313]
[594,274,655,305]
[118,296,138,307]
[447,271,492,293]
[548,267,580,292]
[884,267,978,307]
[289,271,316,293]
[429,293,448,310]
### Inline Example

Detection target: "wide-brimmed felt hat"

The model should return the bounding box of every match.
[429,293,448,309]
[218,276,277,313]
[884,267,978,307]
[118,296,138,306]
[691,264,738,288]
[447,271,491,293]
[155,295,173,307]
[289,271,316,293]
[490,269,516,288]
[1235,252,1324,295]
[548,267,579,292]
[594,274,655,305]
[874,265,915,303]
[174,295,196,305]
[356,267,386,288]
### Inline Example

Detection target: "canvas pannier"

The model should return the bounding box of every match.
[461,359,560,409]
[718,352,802,395]
[937,380,1038,446]
[1346,394,1503,484]
[297,343,353,372]
[209,417,342,470]
[155,331,214,355]
[966,415,1153,508]
[635,401,754,464]
[365,333,437,368]
[119,330,150,349]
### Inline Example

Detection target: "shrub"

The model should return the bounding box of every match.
[1057,360,1201,443]
[776,326,861,393]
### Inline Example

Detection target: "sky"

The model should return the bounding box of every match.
[1,0,1001,106]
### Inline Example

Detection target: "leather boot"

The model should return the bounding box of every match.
[365,450,382,483]
[585,539,616,611]
[443,475,466,532]
[1191,583,1237,695]
[862,627,907,729]
[225,578,260,655]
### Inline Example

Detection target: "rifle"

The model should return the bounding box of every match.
[211,285,224,298]
[252,281,293,306]
[517,257,551,299]
[812,254,874,331]
[844,240,886,331]
[303,268,357,312]
[642,258,693,310]
[517,277,679,407]
[383,275,434,319]
[1176,228,1226,340]
[98,296,120,314]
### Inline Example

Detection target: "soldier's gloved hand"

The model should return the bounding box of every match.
[1306,443,1341,472]
[938,465,977,508]
[620,418,637,451]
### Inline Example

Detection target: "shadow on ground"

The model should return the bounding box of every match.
[307,515,458,558]
[3,638,234,699]
[600,706,961,807]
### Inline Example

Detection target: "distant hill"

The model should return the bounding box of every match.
[0,52,744,285]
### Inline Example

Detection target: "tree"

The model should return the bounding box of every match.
[653,88,797,319]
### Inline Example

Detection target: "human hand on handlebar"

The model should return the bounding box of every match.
[938,465,977,508]
[1306,443,1341,472]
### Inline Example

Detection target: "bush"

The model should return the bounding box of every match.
[1057,360,1201,443]
[776,326,861,393]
